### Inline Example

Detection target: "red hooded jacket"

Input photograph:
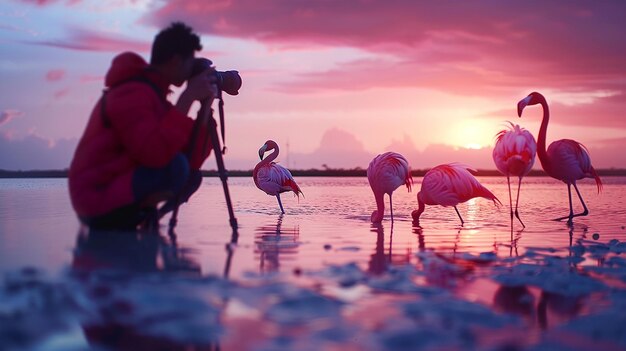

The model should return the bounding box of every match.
[69,52,210,217]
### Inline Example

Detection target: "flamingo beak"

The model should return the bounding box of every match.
[517,96,531,117]
[258,144,268,160]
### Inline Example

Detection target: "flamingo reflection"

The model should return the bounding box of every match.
[493,285,536,322]
[368,222,412,275]
[412,225,426,252]
[493,283,585,332]
[537,291,583,330]
[368,224,389,275]
[254,214,300,273]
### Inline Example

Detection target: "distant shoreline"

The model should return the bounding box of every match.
[2,168,626,178]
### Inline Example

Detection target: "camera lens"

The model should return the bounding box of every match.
[192,58,242,96]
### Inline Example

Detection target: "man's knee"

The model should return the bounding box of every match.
[133,153,191,202]
[166,153,191,194]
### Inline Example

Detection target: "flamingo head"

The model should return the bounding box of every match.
[411,192,426,224]
[370,210,383,224]
[517,92,545,117]
[258,140,278,160]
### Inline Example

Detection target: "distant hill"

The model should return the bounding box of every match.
[2,168,626,178]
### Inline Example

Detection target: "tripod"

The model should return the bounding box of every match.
[168,91,238,232]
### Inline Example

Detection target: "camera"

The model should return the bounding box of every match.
[192,58,242,96]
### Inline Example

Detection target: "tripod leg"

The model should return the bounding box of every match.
[208,116,238,229]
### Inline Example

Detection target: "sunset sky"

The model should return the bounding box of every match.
[1,0,625,171]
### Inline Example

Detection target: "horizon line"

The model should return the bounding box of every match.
[2,168,626,178]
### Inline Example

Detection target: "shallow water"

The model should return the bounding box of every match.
[1,177,626,350]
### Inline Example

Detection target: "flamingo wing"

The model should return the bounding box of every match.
[421,163,500,206]
[547,139,602,191]
[256,163,303,197]
[367,152,412,194]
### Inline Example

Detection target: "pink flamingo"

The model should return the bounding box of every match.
[411,163,501,226]
[253,140,303,214]
[517,92,602,224]
[367,152,413,223]
[492,122,537,228]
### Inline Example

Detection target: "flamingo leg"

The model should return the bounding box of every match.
[554,183,574,224]
[389,193,394,223]
[514,177,526,228]
[388,220,394,264]
[572,183,589,218]
[454,206,464,226]
[507,176,513,227]
[276,194,285,214]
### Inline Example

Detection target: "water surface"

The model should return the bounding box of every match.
[1,177,626,350]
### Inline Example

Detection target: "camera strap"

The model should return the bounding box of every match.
[218,96,227,154]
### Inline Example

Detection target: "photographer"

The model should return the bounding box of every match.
[69,22,216,231]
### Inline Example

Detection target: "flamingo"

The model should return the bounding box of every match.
[253,140,303,214]
[492,122,537,228]
[411,163,501,226]
[367,152,413,223]
[517,92,602,224]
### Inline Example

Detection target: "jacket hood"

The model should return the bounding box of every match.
[105,52,148,87]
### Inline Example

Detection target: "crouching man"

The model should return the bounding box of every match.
[69,22,215,231]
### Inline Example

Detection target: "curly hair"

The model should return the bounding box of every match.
[150,22,202,65]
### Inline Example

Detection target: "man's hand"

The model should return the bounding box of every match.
[176,69,217,116]
[185,69,218,102]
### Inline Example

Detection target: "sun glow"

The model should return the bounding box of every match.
[448,119,496,150]
[464,143,483,150]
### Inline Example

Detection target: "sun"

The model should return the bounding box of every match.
[448,119,495,150]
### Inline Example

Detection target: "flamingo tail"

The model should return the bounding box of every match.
[590,167,603,194]
[285,179,304,199]
[479,186,502,206]
[405,172,413,192]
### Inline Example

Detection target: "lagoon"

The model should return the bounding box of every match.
[1,177,626,350]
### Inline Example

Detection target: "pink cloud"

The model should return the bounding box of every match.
[142,2,626,73]
[53,87,70,99]
[594,137,626,147]
[0,110,23,127]
[45,69,65,82]
[142,1,626,123]
[28,28,151,53]
[18,0,59,5]
[79,74,104,83]
[483,93,626,129]
[17,0,81,5]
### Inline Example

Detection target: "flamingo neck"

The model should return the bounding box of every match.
[371,192,385,223]
[253,145,279,181]
[416,196,425,218]
[265,145,279,164]
[536,98,551,172]
[412,192,425,222]
[257,146,279,169]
